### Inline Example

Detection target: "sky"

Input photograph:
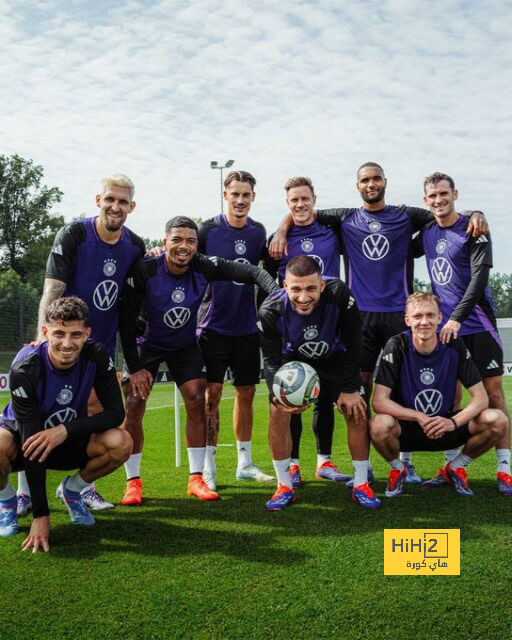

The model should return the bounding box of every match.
[1,0,511,281]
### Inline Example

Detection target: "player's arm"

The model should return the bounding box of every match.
[372,383,425,422]
[64,346,125,437]
[35,223,84,341]
[257,297,284,391]
[406,206,487,236]
[9,365,52,520]
[197,254,279,295]
[439,231,493,343]
[118,260,154,396]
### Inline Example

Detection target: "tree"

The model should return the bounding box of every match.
[488,272,512,318]
[0,154,64,290]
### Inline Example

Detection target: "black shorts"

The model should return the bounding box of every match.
[461,332,504,377]
[123,342,206,388]
[397,419,471,452]
[360,311,406,373]
[199,330,260,386]
[1,422,91,472]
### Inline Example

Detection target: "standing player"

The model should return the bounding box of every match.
[16,174,144,515]
[416,173,511,493]
[258,256,379,510]
[262,176,350,487]
[370,292,506,498]
[0,297,131,552]
[270,163,486,486]
[119,216,278,502]
[197,170,273,490]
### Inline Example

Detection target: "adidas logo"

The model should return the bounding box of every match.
[52,244,63,256]
[347,296,355,309]
[382,353,393,364]
[475,236,488,244]
[108,358,115,370]
[127,277,135,288]
[13,386,28,398]
[487,359,499,369]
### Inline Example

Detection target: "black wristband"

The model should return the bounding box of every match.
[450,418,458,429]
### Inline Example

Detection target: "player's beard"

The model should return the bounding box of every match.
[362,185,386,205]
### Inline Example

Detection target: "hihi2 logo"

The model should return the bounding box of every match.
[384,529,460,575]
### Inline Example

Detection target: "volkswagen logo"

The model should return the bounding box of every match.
[45,407,77,429]
[298,341,329,359]
[362,234,389,260]
[163,306,191,329]
[414,389,443,416]
[431,257,452,286]
[93,280,118,311]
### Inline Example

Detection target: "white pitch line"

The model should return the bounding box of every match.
[145,389,268,411]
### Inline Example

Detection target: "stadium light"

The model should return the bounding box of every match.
[210,159,235,213]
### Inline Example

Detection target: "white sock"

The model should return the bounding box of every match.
[204,445,217,473]
[290,458,300,467]
[272,458,293,489]
[445,449,460,465]
[496,448,511,475]
[0,482,16,501]
[17,471,30,496]
[352,460,369,486]
[237,440,252,469]
[400,452,412,464]
[449,453,473,470]
[389,458,404,471]
[124,453,142,480]
[66,472,90,493]
[317,454,331,467]
[187,447,206,475]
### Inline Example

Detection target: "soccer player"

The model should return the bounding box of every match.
[262,176,350,487]
[416,173,511,494]
[269,163,487,486]
[16,174,144,515]
[119,216,278,501]
[258,255,380,510]
[197,170,273,490]
[370,292,506,498]
[0,297,131,552]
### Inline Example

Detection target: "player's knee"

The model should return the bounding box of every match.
[0,430,17,462]
[370,415,394,441]
[205,384,222,411]
[106,429,133,464]
[183,386,207,412]
[235,385,256,403]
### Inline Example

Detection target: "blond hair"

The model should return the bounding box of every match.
[101,174,135,199]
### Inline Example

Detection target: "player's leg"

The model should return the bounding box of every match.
[447,408,506,496]
[0,428,20,537]
[369,414,407,498]
[232,333,273,482]
[289,414,303,486]
[344,404,380,508]
[119,345,161,505]
[266,401,295,510]
[313,395,350,483]
[199,329,230,490]
[56,429,132,525]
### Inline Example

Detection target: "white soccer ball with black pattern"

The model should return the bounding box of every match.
[272,361,320,408]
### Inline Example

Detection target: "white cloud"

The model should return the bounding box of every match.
[0,0,511,280]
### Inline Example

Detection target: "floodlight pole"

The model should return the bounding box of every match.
[210,159,235,213]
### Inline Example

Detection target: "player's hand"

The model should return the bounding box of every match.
[21,516,50,554]
[422,416,455,439]
[22,425,68,462]
[268,230,288,259]
[129,369,153,399]
[29,335,47,347]
[336,392,367,423]
[466,211,488,237]
[439,319,461,343]
[146,246,164,257]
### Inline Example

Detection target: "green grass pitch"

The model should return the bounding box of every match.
[1,380,512,639]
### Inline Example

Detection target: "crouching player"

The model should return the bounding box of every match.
[0,297,131,552]
[258,255,379,510]
[370,292,506,498]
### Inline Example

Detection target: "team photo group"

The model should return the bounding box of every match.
[0,162,509,553]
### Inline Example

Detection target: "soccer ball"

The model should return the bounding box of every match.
[272,361,320,409]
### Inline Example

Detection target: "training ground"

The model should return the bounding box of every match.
[1,380,512,640]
